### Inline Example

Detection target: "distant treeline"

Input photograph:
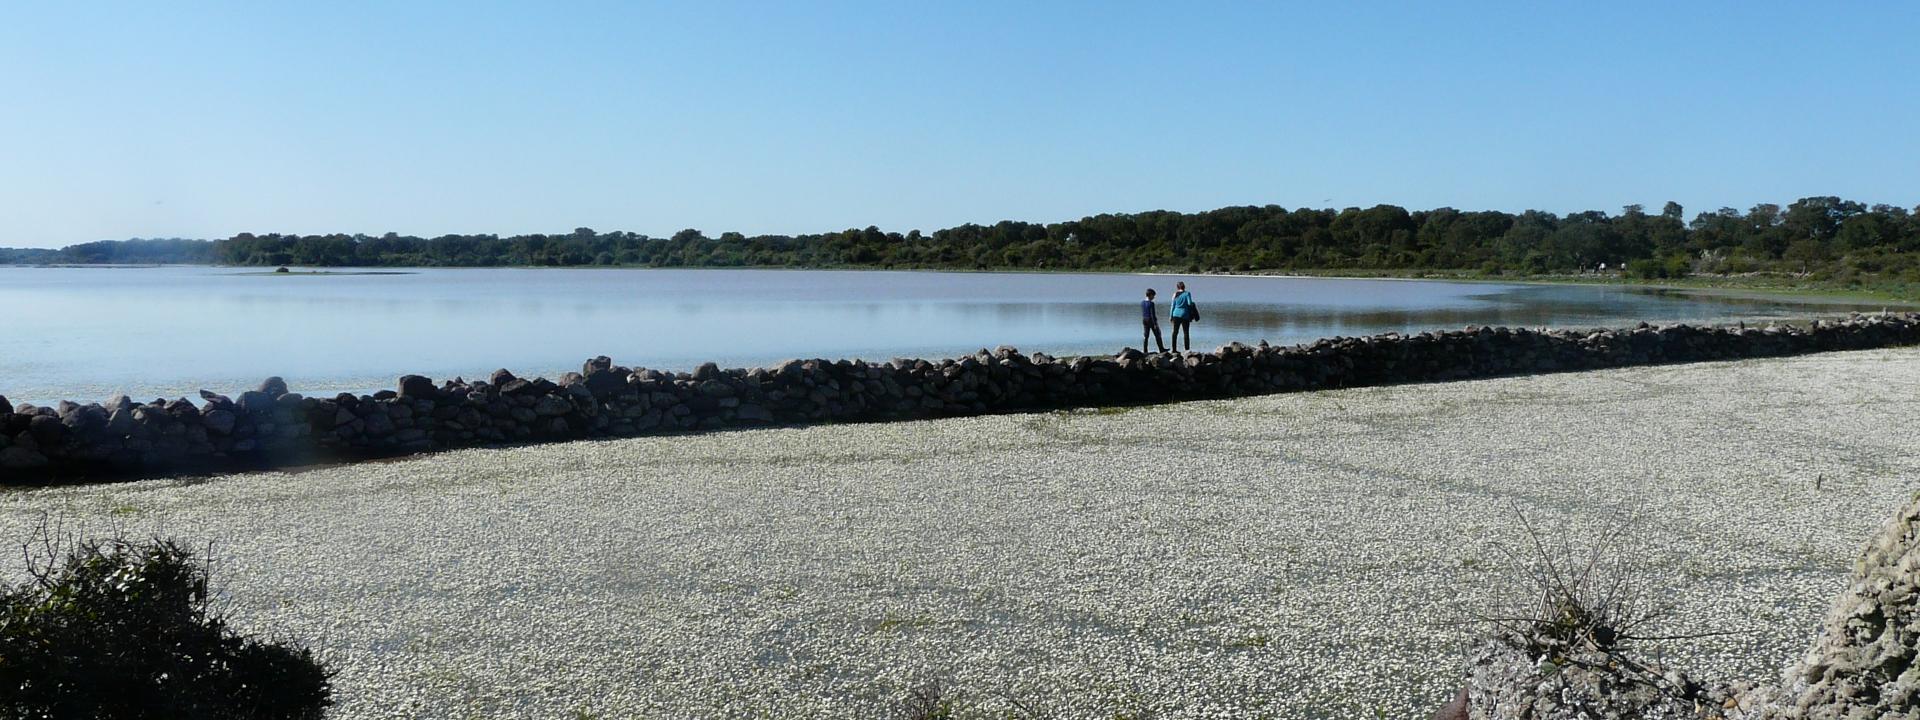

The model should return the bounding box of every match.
[8,198,1920,286]
[0,238,216,265]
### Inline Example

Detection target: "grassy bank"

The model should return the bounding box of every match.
[776,263,1920,306]
[1233,267,1920,305]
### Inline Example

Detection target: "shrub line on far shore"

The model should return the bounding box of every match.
[3,312,1917,483]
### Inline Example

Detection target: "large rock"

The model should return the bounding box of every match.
[1449,491,1920,720]
[363,411,396,437]
[57,403,96,432]
[694,362,721,381]
[1461,630,1708,719]
[1740,493,1920,719]
[532,396,573,417]
[165,398,199,419]
[0,446,48,470]
[258,376,289,397]
[28,415,68,446]
[582,368,625,398]
[235,391,274,414]
[202,409,237,435]
[398,375,437,399]
[104,408,136,435]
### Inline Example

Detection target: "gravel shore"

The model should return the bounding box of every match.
[4,349,1917,719]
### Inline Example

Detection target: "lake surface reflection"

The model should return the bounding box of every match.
[0,267,1887,404]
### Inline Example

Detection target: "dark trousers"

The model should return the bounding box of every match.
[1142,320,1166,353]
[1170,318,1192,350]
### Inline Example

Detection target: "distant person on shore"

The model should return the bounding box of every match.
[1141,288,1168,353]
[1169,281,1199,351]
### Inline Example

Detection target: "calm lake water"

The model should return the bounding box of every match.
[0,266,1889,404]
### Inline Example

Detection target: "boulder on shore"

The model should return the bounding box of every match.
[398,375,437,399]
[1733,493,1920,719]
[1442,491,1920,720]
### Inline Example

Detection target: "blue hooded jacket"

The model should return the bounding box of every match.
[1170,290,1195,320]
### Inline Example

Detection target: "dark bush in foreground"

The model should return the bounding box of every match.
[0,535,331,719]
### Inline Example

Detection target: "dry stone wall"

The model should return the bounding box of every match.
[3,313,1917,482]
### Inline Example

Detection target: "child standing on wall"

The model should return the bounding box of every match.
[1141,288,1168,353]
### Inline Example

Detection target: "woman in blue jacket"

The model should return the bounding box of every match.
[1169,281,1198,351]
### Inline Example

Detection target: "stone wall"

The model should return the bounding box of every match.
[3,313,1917,482]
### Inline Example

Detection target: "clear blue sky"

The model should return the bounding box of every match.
[3,1,1916,247]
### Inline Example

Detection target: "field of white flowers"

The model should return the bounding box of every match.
[4,347,1916,719]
